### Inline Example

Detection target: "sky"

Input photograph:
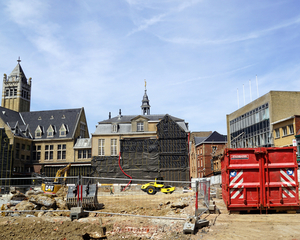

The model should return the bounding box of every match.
[1,0,300,136]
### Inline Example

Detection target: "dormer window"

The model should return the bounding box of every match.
[35,126,42,138]
[15,125,19,135]
[47,125,54,138]
[59,124,67,137]
[137,122,144,132]
[112,124,118,133]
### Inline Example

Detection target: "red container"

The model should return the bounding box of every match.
[221,147,299,212]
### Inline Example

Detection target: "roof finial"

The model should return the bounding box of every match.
[144,79,147,90]
[17,57,21,63]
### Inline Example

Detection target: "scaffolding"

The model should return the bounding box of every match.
[0,128,13,192]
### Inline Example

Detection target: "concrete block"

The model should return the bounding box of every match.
[70,207,88,221]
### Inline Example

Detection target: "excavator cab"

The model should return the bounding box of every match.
[41,163,71,194]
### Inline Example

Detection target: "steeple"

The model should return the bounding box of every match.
[141,80,150,115]
[1,58,32,112]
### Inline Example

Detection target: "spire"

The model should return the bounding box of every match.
[8,57,27,83]
[141,79,150,115]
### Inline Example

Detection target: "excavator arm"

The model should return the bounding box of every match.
[54,163,71,183]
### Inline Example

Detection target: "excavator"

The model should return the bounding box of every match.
[41,163,71,194]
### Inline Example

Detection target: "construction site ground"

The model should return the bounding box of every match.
[1,190,300,239]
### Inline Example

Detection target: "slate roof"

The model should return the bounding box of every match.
[21,108,82,140]
[99,114,183,124]
[195,131,227,146]
[194,137,207,145]
[8,63,27,83]
[94,114,188,134]
[0,106,30,138]
[0,106,83,140]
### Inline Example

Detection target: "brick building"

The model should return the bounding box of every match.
[195,131,227,178]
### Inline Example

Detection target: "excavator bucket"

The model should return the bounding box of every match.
[66,184,103,210]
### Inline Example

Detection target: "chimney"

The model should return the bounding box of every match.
[109,112,111,119]
[118,109,122,119]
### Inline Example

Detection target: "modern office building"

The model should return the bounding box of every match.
[227,91,300,148]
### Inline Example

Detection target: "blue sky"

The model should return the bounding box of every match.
[1,0,300,135]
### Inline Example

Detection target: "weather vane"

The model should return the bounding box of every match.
[17,56,21,63]
[144,79,147,90]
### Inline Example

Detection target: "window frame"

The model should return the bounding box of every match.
[137,121,144,132]
[111,139,117,156]
[282,126,287,136]
[35,126,42,138]
[47,125,54,138]
[288,124,294,135]
[98,139,105,156]
[45,145,54,161]
[59,124,67,137]
[57,144,66,160]
[275,128,280,138]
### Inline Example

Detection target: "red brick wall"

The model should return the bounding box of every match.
[295,116,300,135]
[203,143,226,177]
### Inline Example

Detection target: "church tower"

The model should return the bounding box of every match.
[141,80,150,115]
[1,58,32,112]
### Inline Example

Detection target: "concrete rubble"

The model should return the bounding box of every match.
[0,185,222,239]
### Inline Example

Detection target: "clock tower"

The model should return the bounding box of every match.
[1,58,32,112]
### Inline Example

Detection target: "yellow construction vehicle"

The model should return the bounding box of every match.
[141,177,175,195]
[41,163,71,194]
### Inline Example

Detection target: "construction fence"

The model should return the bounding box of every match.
[0,176,211,220]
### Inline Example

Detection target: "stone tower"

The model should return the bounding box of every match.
[1,58,32,112]
[141,80,150,115]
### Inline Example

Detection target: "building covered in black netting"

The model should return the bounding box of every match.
[91,83,190,183]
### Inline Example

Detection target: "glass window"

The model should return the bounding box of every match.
[275,129,280,138]
[45,145,54,160]
[289,125,294,135]
[112,124,118,133]
[35,126,42,138]
[282,126,287,136]
[47,126,54,137]
[59,124,67,137]
[98,139,105,156]
[80,123,86,138]
[57,144,66,160]
[111,139,117,156]
[137,122,144,131]
[78,149,91,159]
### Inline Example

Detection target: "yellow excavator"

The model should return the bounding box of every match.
[41,163,71,194]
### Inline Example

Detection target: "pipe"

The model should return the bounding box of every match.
[118,151,132,191]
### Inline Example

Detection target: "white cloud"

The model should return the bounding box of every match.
[126,0,202,36]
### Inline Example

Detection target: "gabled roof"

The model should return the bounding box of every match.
[0,106,84,140]
[194,137,207,145]
[204,131,227,143]
[0,106,30,138]
[196,131,227,146]
[0,107,25,125]
[21,108,82,140]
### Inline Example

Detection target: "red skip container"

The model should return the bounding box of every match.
[221,147,299,212]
